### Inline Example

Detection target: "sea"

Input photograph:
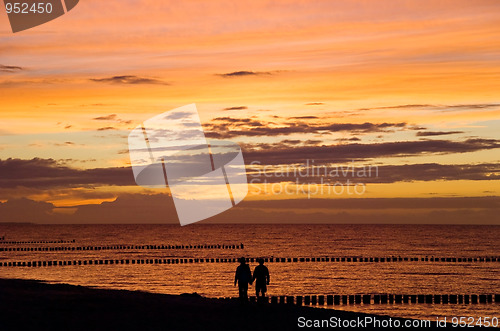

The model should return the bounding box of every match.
[0,223,498,323]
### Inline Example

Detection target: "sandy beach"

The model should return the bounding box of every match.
[0,278,455,330]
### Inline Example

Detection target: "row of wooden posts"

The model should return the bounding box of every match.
[1,255,499,267]
[0,244,244,252]
[241,294,500,305]
[0,239,76,244]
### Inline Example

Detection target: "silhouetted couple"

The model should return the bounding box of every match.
[234,257,270,301]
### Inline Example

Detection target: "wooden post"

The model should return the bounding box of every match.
[296,296,303,306]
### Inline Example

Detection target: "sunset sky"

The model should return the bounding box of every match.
[0,0,499,224]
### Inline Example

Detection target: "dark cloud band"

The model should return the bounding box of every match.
[90,75,169,85]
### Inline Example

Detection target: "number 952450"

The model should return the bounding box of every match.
[5,2,53,14]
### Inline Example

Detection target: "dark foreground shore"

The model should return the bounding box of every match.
[0,279,451,330]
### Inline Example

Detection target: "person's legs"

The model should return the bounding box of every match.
[256,280,265,297]
[239,283,248,301]
[243,283,248,300]
[239,286,244,299]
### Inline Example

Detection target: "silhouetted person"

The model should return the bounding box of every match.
[252,258,270,297]
[234,257,252,301]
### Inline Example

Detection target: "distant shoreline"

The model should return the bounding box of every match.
[0,278,454,330]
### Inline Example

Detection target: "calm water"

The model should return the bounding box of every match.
[0,224,498,322]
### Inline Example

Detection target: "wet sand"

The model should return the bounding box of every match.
[0,279,451,330]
